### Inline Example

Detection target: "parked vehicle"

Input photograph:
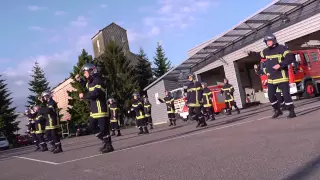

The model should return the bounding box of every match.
[170,85,226,120]
[0,135,9,150]
[259,48,320,99]
[16,135,33,147]
[75,123,91,137]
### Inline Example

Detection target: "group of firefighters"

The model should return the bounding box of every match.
[24,33,297,154]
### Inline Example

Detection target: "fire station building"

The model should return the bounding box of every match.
[144,0,320,125]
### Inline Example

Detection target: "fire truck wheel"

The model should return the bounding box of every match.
[303,81,316,99]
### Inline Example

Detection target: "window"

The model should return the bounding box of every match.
[310,52,319,62]
[97,40,101,53]
[121,36,126,43]
[303,53,311,66]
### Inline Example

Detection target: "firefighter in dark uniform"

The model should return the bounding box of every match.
[143,95,153,129]
[108,98,121,137]
[25,108,40,151]
[221,78,240,115]
[201,82,215,121]
[131,92,149,134]
[158,90,176,127]
[186,73,207,127]
[77,63,114,153]
[32,105,48,152]
[39,91,63,154]
[259,33,296,118]
[254,61,285,109]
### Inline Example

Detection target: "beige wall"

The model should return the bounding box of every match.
[51,78,74,121]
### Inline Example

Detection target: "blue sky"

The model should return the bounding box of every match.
[0,0,272,111]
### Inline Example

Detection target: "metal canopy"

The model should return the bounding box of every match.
[144,0,316,91]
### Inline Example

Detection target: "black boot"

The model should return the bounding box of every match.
[287,105,297,119]
[144,126,149,134]
[236,108,240,114]
[150,124,153,129]
[196,119,201,128]
[111,130,116,136]
[226,109,231,115]
[210,115,215,121]
[40,143,48,152]
[138,127,144,135]
[100,136,114,153]
[173,119,176,126]
[53,143,63,154]
[271,103,283,119]
[50,142,56,152]
[200,117,207,127]
[169,119,173,127]
[117,130,122,136]
[34,144,40,152]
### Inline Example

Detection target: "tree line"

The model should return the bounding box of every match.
[0,41,172,143]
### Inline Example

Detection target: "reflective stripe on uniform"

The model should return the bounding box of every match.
[90,112,108,118]
[89,85,105,92]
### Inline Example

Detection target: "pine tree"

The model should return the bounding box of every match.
[0,75,19,143]
[153,42,172,78]
[136,47,153,92]
[67,49,92,125]
[97,41,138,118]
[27,62,50,106]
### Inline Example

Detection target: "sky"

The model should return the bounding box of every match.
[0,0,273,111]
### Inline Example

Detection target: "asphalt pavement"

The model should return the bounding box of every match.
[1,98,320,180]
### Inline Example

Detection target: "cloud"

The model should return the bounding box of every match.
[148,26,161,37]
[127,27,161,43]
[142,0,218,29]
[28,26,45,32]
[54,11,67,16]
[0,58,9,63]
[48,35,62,43]
[70,16,88,27]
[27,5,45,11]
[100,4,108,8]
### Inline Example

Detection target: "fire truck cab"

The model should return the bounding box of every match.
[260,48,320,99]
[170,87,188,120]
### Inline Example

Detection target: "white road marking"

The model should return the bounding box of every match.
[13,156,59,165]
[15,103,320,165]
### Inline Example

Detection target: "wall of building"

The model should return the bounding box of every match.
[51,78,74,121]
[92,31,105,58]
[146,80,168,125]
[163,79,181,91]
[199,66,225,86]
[195,13,320,108]
[102,23,130,53]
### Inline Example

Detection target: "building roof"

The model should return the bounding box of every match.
[91,22,127,40]
[144,0,313,90]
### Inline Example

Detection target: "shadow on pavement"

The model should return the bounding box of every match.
[282,155,320,180]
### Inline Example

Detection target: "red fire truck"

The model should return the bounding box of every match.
[259,49,320,99]
[170,85,226,120]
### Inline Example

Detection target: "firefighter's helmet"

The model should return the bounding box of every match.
[187,73,194,79]
[108,98,116,104]
[263,33,277,45]
[201,81,208,87]
[132,92,140,98]
[81,63,97,76]
[41,91,52,99]
[143,96,149,103]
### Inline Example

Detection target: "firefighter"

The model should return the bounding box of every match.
[77,63,114,153]
[143,95,153,129]
[25,107,40,151]
[186,73,207,127]
[158,90,176,127]
[33,105,48,152]
[108,98,121,137]
[259,33,296,118]
[254,63,285,110]
[221,78,240,115]
[201,82,215,121]
[39,91,63,154]
[131,92,149,134]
